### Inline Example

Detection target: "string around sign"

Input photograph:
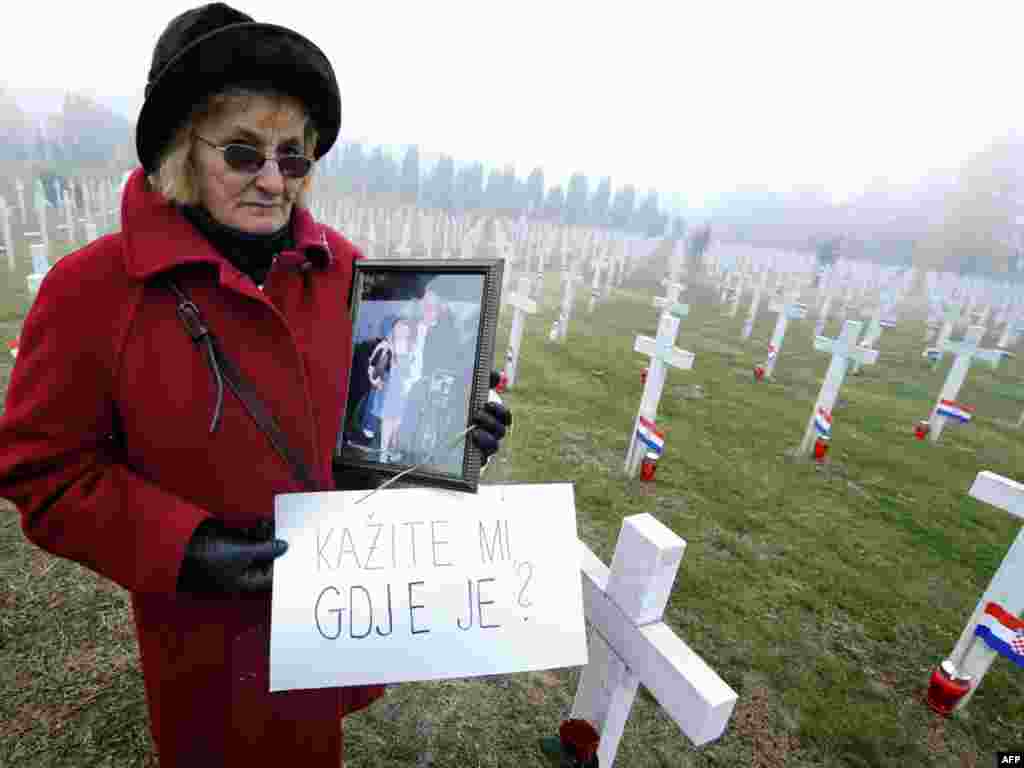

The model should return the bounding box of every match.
[354,424,478,514]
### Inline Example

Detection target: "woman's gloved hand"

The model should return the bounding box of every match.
[177,518,288,594]
[472,373,513,464]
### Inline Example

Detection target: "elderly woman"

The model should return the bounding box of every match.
[0,4,509,767]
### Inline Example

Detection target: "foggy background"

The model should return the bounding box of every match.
[3,1,1024,276]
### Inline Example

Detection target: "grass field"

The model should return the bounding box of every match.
[2,235,1023,767]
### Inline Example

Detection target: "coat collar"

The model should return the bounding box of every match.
[120,167,333,283]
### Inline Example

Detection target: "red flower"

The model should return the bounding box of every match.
[559,719,600,764]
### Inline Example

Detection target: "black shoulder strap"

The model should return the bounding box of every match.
[163,277,319,492]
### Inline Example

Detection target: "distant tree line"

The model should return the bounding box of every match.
[328,141,682,238]
[1,84,686,239]
[0,90,134,172]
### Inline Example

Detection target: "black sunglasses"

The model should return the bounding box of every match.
[195,135,313,179]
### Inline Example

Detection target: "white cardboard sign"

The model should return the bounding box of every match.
[270,483,588,692]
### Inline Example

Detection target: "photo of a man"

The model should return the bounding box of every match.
[341,271,484,476]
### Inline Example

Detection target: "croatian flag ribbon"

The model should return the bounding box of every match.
[974,602,1024,669]
[765,344,777,364]
[936,399,974,423]
[8,338,17,359]
[636,416,665,456]
[814,408,832,438]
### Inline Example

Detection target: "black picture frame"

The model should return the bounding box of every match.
[334,259,504,493]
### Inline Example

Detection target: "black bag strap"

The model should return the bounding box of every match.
[163,277,319,492]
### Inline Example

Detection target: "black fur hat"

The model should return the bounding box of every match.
[136,3,341,174]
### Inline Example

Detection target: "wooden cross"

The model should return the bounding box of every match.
[570,514,737,766]
[763,294,808,378]
[503,277,538,389]
[942,471,1024,711]
[798,320,878,456]
[624,309,695,477]
[928,325,1002,443]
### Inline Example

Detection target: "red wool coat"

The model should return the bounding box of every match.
[0,168,384,766]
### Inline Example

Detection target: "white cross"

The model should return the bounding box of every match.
[850,290,894,374]
[588,257,604,314]
[33,179,50,250]
[624,310,695,477]
[763,294,808,378]
[14,178,27,226]
[438,215,454,260]
[570,514,737,766]
[797,321,878,456]
[420,211,435,260]
[653,279,687,324]
[392,210,414,258]
[27,243,51,299]
[81,179,95,232]
[502,277,538,389]
[107,177,119,230]
[928,325,1002,443]
[56,190,75,244]
[942,471,1024,711]
[0,197,13,271]
[743,270,769,340]
[996,312,1023,350]
[931,303,963,361]
[555,267,584,342]
[362,212,380,259]
[814,272,836,337]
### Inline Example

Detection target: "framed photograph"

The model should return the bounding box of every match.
[335,259,504,492]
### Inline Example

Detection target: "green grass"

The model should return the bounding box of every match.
[2,248,1023,767]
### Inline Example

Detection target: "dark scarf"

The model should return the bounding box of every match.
[180,204,295,286]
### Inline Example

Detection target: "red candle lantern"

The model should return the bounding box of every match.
[640,452,659,481]
[914,420,930,441]
[753,365,765,382]
[926,660,972,716]
[641,367,648,385]
[813,437,829,462]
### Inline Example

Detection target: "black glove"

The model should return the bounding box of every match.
[489,370,502,389]
[177,518,288,594]
[471,400,512,462]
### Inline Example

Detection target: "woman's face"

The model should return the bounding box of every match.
[192,93,309,234]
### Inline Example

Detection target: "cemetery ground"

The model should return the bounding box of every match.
[2,244,1024,767]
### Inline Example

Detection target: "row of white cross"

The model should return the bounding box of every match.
[552,265,1022,765]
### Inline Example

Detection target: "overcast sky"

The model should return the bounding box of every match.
[4,1,1023,211]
